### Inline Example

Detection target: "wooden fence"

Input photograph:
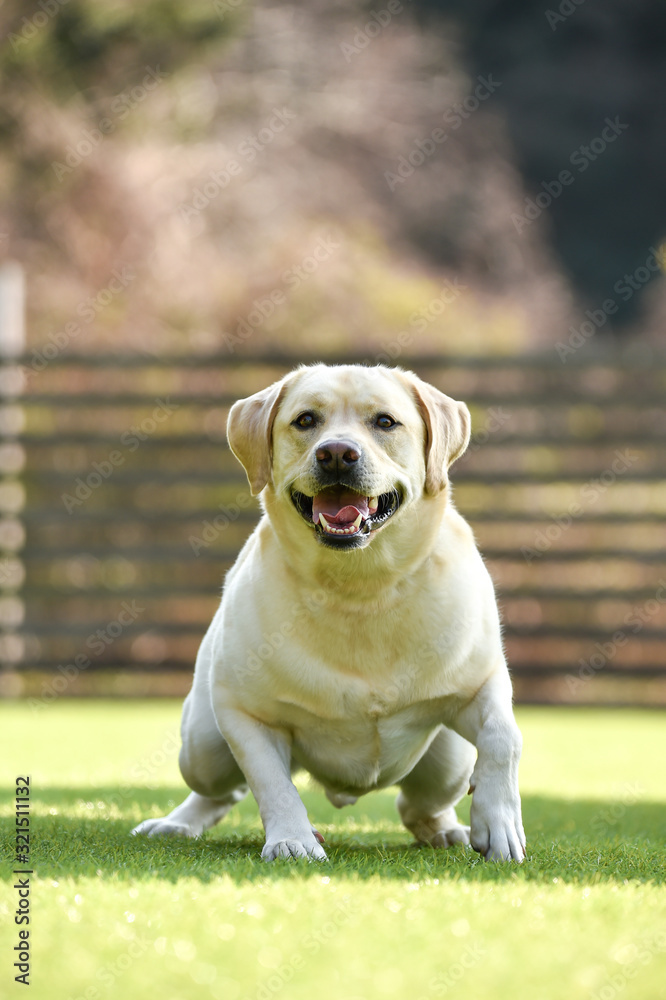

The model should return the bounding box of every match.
[1,350,665,705]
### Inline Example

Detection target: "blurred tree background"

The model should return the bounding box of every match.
[417,0,666,329]
[2,0,665,359]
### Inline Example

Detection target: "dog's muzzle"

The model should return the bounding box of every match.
[290,485,402,549]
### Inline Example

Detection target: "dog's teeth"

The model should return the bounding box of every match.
[318,512,362,535]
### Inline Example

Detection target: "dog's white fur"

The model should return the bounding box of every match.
[132,365,525,862]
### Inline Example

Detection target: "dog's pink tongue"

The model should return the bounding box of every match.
[312,489,370,525]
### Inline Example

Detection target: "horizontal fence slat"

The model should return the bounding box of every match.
[18,661,666,679]
[17,509,666,525]
[11,349,666,368]
[17,547,666,561]
[15,392,666,407]
[19,470,666,485]
[17,585,666,600]
[12,433,666,445]
[18,623,666,640]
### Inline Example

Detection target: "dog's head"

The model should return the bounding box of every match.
[227,364,470,552]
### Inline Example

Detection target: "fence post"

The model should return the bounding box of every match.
[0,261,27,693]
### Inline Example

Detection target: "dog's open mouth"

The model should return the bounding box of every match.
[291,486,401,542]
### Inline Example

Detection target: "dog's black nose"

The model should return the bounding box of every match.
[315,439,362,472]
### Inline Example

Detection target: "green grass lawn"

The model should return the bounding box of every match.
[1,702,665,1000]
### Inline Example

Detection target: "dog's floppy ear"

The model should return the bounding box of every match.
[227,375,292,495]
[399,371,471,495]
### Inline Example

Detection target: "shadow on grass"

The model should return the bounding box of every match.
[3,786,664,886]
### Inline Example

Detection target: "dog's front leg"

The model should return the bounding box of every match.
[450,669,526,862]
[215,705,326,862]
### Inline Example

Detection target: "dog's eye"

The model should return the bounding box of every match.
[293,412,317,429]
[375,414,397,429]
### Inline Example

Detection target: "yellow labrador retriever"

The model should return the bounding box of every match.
[132,364,526,862]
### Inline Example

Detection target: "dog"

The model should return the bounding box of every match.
[132,364,525,862]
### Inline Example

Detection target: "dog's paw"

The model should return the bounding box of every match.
[262,837,327,862]
[429,824,471,849]
[131,818,199,839]
[470,796,526,862]
[398,797,470,849]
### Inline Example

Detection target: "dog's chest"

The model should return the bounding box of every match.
[291,701,442,792]
[268,669,452,791]
[271,652,444,723]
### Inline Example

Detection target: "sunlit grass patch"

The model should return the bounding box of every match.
[1,702,665,1000]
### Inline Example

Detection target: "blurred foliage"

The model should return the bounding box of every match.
[1,0,236,99]
[413,0,666,327]
[0,0,664,354]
